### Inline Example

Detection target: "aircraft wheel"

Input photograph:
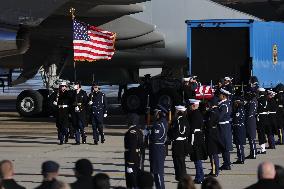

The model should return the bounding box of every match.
[16,90,43,117]
[121,87,146,114]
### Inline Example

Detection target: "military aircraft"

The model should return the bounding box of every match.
[212,0,284,21]
[0,0,257,116]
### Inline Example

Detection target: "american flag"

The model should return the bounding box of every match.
[73,19,116,61]
[195,85,214,100]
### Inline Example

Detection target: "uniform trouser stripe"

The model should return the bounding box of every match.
[279,129,283,144]
[211,156,215,174]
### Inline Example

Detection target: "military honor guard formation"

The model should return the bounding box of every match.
[50,74,284,189]
[123,75,284,188]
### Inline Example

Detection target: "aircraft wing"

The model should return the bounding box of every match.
[3,0,166,85]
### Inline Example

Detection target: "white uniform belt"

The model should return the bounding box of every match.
[58,105,68,108]
[219,121,229,124]
[125,149,140,152]
[154,143,164,145]
[175,137,187,141]
[259,112,268,115]
[279,105,284,108]
[269,112,276,114]
[194,129,201,133]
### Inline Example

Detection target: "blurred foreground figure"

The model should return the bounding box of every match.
[0,160,25,189]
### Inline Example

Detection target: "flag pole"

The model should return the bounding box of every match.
[70,7,76,82]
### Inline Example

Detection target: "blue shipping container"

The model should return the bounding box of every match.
[186,19,284,88]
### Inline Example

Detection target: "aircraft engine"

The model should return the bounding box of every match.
[0,27,29,58]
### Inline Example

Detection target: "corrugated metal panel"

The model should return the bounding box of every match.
[251,21,284,88]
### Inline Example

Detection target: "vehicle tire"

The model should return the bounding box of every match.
[121,87,147,114]
[156,88,182,110]
[16,90,43,117]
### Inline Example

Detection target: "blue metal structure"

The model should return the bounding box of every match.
[186,19,284,88]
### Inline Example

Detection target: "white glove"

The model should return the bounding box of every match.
[75,106,80,112]
[127,167,133,173]
[104,114,107,118]
[143,129,149,136]
[88,101,93,105]
[53,101,57,106]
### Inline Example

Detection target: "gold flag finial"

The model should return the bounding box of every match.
[70,7,75,20]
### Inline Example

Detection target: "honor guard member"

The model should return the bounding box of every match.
[256,87,268,154]
[190,76,199,91]
[232,97,246,164]
[248,76,259,94]
[244,90,258,159]
[267,90,277,149]
[88,82,108,145]
[71,81,88,145]
[204,98,224,177]
[168,105,190,181]
[124,113,144,189]
[53,81,72,145]
[149,105,168,189]
[187,99,207,184]
[218,88,233,170]
[224,77,235,99]
[275,84,284,145]
[182,77,196,103]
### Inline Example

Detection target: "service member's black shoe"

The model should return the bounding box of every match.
[74,142,80,145]
[59,141,63,145]
[64,138,68,144]
[82,138,86,144]
[194,179,203,184]
[101,138,105,144]
[233,160,244,164]
[257,151,266,154]
[220,165,231,170]
[94,140,98,145]
[205,172,218,177]
[246,155,256,159]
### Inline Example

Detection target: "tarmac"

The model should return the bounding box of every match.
[0,97,284,189]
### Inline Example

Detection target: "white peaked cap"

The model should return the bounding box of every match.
[183,77,190,82]
[188,99,200,105]
[224,77,233,81]
[220,88,231,95]
[175,105,187,112]
[258,87,266,92]
[59,81,67,86]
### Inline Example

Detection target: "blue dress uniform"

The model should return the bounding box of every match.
[124,114,144,188]
[275,89,284,144]
[71,89,88,144]
[205,101,224,177]
[257,89,268,154]
[168,108,190,181]
[218,97,233,170]
[54,89,72,144]
[89,89,108,144]
[232,99,246,164]
[244,94,258,159]
[267,93,277,149]
[149,107,168,189]
[187,106,207,183]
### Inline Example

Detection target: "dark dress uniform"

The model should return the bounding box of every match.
[124,123,144,188]
[205,107,224,176]
[89,90,107,144]
[232,102,246,163]
[187,109,207,183]
[245,96,258,158]
[149,116,167,189]
[168,114,189,181]
[267,97,277,149]
[218,99,233,169]
[34,179,57,189]
[55,90,72,144]
[257,94,268,153]
[182,85,196,103]
[71,89,88,144]
[275,91,284,144]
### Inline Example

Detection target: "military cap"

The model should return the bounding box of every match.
[183,77,190,82]
[224,77,233,81]
[188,99,200,105]
[59,81,67,86]
[41,161,59,173]
[175,105,187,112]
[127,113,140,126]
[92,81,99,86]
[258,87,266,92]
